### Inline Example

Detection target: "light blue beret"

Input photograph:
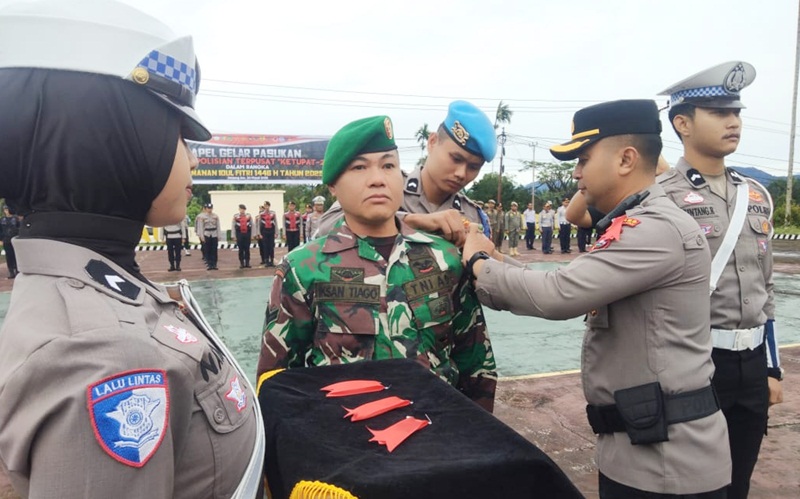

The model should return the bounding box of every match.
[442,100,497,162]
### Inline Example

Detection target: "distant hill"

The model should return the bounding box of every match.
[524,166,792,192]
[730,166,776,186]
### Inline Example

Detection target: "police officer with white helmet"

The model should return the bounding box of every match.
[0,1,264,497]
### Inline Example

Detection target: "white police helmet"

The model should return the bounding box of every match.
[312,196,325,205]
[0,0,211,141]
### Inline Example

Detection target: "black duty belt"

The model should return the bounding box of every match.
[586,384,719,435]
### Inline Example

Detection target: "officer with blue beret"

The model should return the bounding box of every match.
[316,100,496,245]
[657,61,783,499]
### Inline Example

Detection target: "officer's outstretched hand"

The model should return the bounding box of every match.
[768,377,783,406]
[404,210,467,247]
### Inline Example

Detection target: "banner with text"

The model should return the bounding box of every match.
[188,134,329,184]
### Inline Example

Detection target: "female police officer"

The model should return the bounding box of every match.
[0,1,263,497]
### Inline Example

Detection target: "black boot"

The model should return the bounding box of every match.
[245,259,251,268]
[168,264,176,272]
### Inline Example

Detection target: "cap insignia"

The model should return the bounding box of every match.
[131,67,150,85]
[384,117,394,140]
[724,63,747,93]
[451,120,470,146]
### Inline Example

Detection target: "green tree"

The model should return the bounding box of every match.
[466,173,517,204]
[532,161,577,203]
[494,101,513,129]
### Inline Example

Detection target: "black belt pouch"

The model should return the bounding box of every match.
[613,382,669,445]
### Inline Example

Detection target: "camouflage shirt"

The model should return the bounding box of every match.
[257,218,497,411]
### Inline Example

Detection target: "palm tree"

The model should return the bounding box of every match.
[494,101,513,129]
[415,123,430,167]
[415,124,430,152]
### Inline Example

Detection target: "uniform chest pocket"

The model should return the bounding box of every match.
[585,305,609,329]
[748,215,771,236]
[748,215,771,258]
[313,281,381,336]
[195,356,252,434]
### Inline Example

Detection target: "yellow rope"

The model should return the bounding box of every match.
[256,368,286,394]
[289,480,359,499]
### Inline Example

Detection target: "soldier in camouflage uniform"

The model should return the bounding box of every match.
[314,101,497,246]
[257,115,497,411]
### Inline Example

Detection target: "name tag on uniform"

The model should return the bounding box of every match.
[403,272,455,301]
[316,282,381,303]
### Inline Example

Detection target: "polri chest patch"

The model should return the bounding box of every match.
[87,369,169,467]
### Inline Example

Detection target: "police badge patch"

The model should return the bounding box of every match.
[88,369,169,467]
[225,376,248,412]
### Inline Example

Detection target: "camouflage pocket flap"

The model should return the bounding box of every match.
[409,295,454,328]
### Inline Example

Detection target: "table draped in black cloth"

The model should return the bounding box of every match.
[257,359,583,499]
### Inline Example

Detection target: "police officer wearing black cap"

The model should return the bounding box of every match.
[658,61,783,499]
[463,99,731,497]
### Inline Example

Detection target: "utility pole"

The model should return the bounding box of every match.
[787,0,800,225]
[530,142,537,209]
[496,127,507,205]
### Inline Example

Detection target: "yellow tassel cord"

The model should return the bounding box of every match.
[289,480,359,499]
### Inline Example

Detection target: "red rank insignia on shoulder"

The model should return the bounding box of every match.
[591,216,641,251]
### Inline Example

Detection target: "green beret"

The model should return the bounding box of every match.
[323,115,398,184]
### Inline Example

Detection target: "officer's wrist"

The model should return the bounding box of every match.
[768,367,784,381]
[466,251,491,282]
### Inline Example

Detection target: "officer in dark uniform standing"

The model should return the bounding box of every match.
[315,100,496,245]
[463,100,731,497]
[658,61,783,499]
[257,201,277,266]
[232,203,253,269]
[283,201,302,251]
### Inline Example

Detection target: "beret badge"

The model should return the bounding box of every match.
[384,117,394,140]
[450,120,470,146]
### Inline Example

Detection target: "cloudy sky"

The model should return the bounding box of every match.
[12,0,800,186]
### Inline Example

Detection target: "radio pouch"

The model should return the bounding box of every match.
[613,382,668,445]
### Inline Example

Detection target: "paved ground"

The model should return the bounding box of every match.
[1,238,799,497]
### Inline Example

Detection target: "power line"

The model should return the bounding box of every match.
[204,78,599,103]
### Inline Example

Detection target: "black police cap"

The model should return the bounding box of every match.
[550,99,662,161]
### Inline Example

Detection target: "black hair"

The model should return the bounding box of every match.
[615,134,662,170]
[667,103,696,142]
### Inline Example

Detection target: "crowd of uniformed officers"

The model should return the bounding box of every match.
[0,0,788,496]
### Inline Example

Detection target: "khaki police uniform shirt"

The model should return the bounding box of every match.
[199,212,221,240]
[473,184,730,494]
[162,219,188,241]
[0,239,257,498]
[195,211,208,239]
[315,166,484,237]
[305,211,323,242]
[658,158,774,329]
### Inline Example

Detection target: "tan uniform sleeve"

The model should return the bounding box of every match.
[475,214,699,319]
[0,331,179,498]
